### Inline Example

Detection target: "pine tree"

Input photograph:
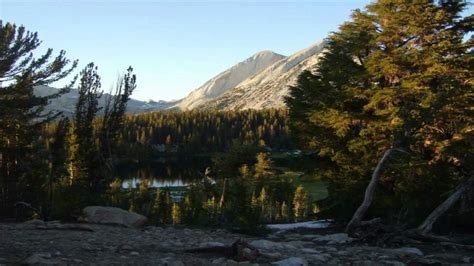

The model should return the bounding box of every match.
[239,164,252,179]
[46,118,70,216]
[274,201,282,221]
[203,196,219,222]
[99,67,136,179]
[285,0,473,231]
[171,203,181,225]
[281,201,289,222]
[253,153,275,192]
[68,63,103,192]
[153,189,172,224]
[258,187,271,222]
[250,192,259,213]
[0,21,77,216]
[165,135,172,145]
[293,185,308,222]
[254,153,275,180]
[136,179,151,215]
[212,141,257,179]
[108,178,123,207]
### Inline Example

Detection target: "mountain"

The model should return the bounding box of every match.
[173,50,285,110]
[35,40,325,115]
[34,85,177,116]
[199,40,326,110]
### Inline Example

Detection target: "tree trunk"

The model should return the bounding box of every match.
[417,176,474,235]
[219,178,228,209]
[345,147,395,235]
[48,161,53,219]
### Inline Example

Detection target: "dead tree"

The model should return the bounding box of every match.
[345,147,396,235]
[219,178,228,209]
[417,176,474,235]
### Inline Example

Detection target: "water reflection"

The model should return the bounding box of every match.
[113,158,210,189]
[122,178,188,189]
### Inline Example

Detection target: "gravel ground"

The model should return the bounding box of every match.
[0,222,473,265]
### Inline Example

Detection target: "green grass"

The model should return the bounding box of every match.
[275,168,302,178]
[277,167,328,201]
[296,179,328,201]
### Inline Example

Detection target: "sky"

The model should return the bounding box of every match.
[1,0,471,101]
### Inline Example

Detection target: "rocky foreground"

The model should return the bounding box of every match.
[0,221,473,265]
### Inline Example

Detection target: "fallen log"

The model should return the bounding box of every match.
[23,220,94,232]
[360,217,382,227]
[439,242,474,251]
[36,223,95,232]
[186,239,259,261]
[417,176,474,235]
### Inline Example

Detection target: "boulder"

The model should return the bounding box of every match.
[386,247,423,257]
[231,239,259,261]
[21,219,46,229]
[301,248,320,254]
[271,257,308,266]
[312,233,355,244]
[260,251,283,260]
[250,239,297,251]
[285,240,313,248]
[199,241,226,248]
[80,206,147,228]
[158,257,184,266]
[212,257,227,264]
[308,254,331,262]
[22,253,59,265]
[380,261,406,266]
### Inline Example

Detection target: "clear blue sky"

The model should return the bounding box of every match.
[1,1,471,101]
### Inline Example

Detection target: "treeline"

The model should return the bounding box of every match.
[113,109,292,159]
[109,150,315,233]
[111,181,313,231]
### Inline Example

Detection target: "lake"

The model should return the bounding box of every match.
[113,157,212,189]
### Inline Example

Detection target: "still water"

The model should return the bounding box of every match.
[113,158,211,189]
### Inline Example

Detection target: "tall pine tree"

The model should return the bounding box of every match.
[68,63,102,190]
[0,21,77,216]
[285,0,473,232]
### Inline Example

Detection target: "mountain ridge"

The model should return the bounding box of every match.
[173,50,285,110]
[35,40,326,114]
[34,85,177,116]
[198,40,326,110]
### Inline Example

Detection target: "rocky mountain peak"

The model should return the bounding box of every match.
[173,50,286,110]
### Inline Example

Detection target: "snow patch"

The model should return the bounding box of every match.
[266,220,333,231]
